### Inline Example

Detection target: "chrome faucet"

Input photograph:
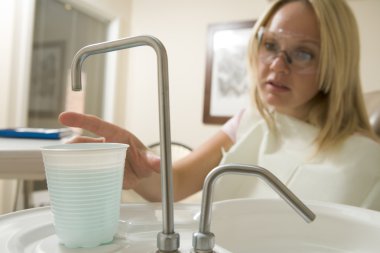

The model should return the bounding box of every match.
[192,163,316,253]
[70,35,179,252]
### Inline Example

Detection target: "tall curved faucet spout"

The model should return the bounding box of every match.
[70,35,179,252]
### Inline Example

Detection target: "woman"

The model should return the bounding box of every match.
[59,0,380,210]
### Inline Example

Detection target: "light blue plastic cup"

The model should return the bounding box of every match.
[41,143,128,248]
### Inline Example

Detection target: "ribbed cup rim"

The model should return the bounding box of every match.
[41,143,128,151]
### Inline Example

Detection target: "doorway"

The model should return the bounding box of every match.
[28,0,108,128]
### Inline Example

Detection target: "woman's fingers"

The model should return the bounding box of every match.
[122,151,161,189]
[145,152,161,173]
[58,111,161,191]
[59,112,128,142]
[66,136,105,144]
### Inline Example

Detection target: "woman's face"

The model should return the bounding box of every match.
[257,1,321,119]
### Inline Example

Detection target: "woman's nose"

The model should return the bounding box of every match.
[269,53,291,74]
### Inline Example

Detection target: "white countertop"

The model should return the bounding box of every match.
[0,203,200,253]
[0,137,69,180]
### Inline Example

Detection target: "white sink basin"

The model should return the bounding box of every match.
[211,199,380,252]
[0,199,379,252]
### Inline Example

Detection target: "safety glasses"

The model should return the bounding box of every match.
[257,27,320,74]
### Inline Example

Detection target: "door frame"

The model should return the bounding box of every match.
[9,0,125,127]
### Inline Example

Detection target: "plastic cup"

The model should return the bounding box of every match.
[41,143,128,248]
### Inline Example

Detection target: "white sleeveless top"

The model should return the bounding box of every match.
[214,107,380,211]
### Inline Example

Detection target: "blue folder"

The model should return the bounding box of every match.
[0,128,73,140]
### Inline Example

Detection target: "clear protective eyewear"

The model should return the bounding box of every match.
[257,26,320,74]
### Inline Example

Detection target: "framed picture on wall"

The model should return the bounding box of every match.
[29,41,65,117]
[203,20,256,124]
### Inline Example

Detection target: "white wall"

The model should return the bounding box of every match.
[348,0,380,92]
[0,0,35,128]
[0,1,14,128]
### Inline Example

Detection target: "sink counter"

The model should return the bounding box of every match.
[1,199,379,252]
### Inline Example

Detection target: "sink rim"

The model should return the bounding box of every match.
[0,199,379,253]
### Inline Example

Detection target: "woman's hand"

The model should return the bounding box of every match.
[58,112,160,190]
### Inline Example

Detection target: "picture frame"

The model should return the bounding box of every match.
[203,20,256,124]
[29,41,66,117]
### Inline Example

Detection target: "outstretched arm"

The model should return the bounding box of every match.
[59,112,160,190]
[59,111,233,201]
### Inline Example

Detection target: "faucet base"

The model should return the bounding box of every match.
[157,231,180,252]
[192,232,215,253]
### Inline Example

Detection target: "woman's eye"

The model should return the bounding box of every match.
[293,50,313,62]
[264,41,278,52]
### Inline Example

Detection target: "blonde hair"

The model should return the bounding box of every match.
[248,0,377,152]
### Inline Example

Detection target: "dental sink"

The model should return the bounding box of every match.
[1,198,379,252]
[210,199,380,252]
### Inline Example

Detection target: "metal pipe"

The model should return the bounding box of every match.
[192,163,316,252]
[70,35,179,252]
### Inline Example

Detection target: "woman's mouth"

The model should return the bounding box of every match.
[265,81,290,92]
